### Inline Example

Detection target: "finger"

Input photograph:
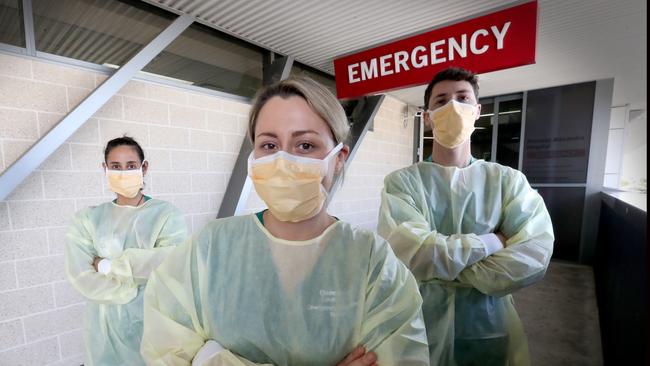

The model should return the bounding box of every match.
[363,352,377,364]
[348,351,377,366]
[337,346,365,366]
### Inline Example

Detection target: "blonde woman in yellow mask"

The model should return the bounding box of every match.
[140,77,429,366]
[65,136,188,365]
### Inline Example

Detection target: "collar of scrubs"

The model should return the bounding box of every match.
[112,194,151,207]
[252,211,341,246]
[255,209,339,226]
[425,154,477,166]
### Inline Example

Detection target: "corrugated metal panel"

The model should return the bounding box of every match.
[143,0,521,73]
[142,0,646,106]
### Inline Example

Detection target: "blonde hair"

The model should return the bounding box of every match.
[248,76,350,145]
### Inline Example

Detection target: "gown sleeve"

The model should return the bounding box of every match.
[359,236,431,366]
[111,206,188,285]
[141,227,271,366]
[456,170,554,297]
[378,171,496,281]
[64,208,138,304]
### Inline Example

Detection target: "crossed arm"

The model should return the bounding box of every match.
[378,170,554,297]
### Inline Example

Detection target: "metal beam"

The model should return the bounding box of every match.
[21,0,36,56]
[0,14,194,201]
[413,113,421,163]
[491,97,500,163]
[518,91,528,171]
[263,54,294,85]
[218,55,294,218]
[579,78,614,264]
[327,94,385,204]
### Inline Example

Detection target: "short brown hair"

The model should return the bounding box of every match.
[423,67,479,108]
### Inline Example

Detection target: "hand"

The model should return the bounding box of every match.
[495,232,507,247]
[336,346,378,366]
[92,256,102,272]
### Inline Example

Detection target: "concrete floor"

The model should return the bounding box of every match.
[513,261,604,366]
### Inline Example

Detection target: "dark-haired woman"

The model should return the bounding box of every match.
[65,136,188,365]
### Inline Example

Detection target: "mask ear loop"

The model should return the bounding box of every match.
[140,160,148,190]
[325,143,344,160]
[140,159,148,176]
[322,142,346,210]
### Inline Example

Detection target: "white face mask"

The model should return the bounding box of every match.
[248,144,343,222]
[428,100,478,149]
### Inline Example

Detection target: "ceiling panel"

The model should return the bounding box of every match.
[142,0,646,107]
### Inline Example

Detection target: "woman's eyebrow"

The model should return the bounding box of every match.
[107,160,139,165]
[256,132,278,139]
[291,130,319,137]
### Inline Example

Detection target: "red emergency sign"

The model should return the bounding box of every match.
[333,1,538,100]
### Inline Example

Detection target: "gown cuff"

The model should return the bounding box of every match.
[478,234,503,256]
[97,259,112,274]
[192,340,225,366]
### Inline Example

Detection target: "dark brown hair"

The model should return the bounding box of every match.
[423,67,479,108]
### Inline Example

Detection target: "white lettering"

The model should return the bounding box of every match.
[430,39,447,64]
[379,54,394,76]
[491,21,511,49]
[345,21,512,85]
[360,59,378,81]
[470,29,489,54]
[348,63,360,83]
[448,34,467,61]
[411,46,428,68]
[394,51,410,73]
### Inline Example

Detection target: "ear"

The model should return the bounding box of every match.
[335,145,350,174]
[142,160,149,176]
[475,104,482,120]
[423,110,432,129]
[102,162,107,171]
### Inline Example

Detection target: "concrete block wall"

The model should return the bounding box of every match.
[0,52,414,364]
[329,97,415,230]
[0,52,249,364]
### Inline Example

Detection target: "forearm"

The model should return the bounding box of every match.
[387,221,501,281]
[456,236,553,296]
[67,269,138,304]
[110,247,176,285]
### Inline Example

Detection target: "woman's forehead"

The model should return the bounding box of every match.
[106,145,140,160]
[256,96,332,137]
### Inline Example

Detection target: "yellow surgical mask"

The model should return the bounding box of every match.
[105,162,145,198]
[428,100,478,149]
[248,144,343,223]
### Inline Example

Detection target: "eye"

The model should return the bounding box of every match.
[260,142,277,150]
[297,142,315,152]
[127,164,137,170]
[110,164,120,170]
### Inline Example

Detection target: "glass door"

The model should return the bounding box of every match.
[495,97,524,169]
[475,93,524,170]
[472,99,495,161]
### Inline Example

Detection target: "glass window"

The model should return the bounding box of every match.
[142,23,264,98]
[291,62,337,96]
[472,100,494,161]
[32,0,173,66]
[0,0,25,47]
[496,98,523,169]
[523,82,595,184]
[421,119,434,161]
